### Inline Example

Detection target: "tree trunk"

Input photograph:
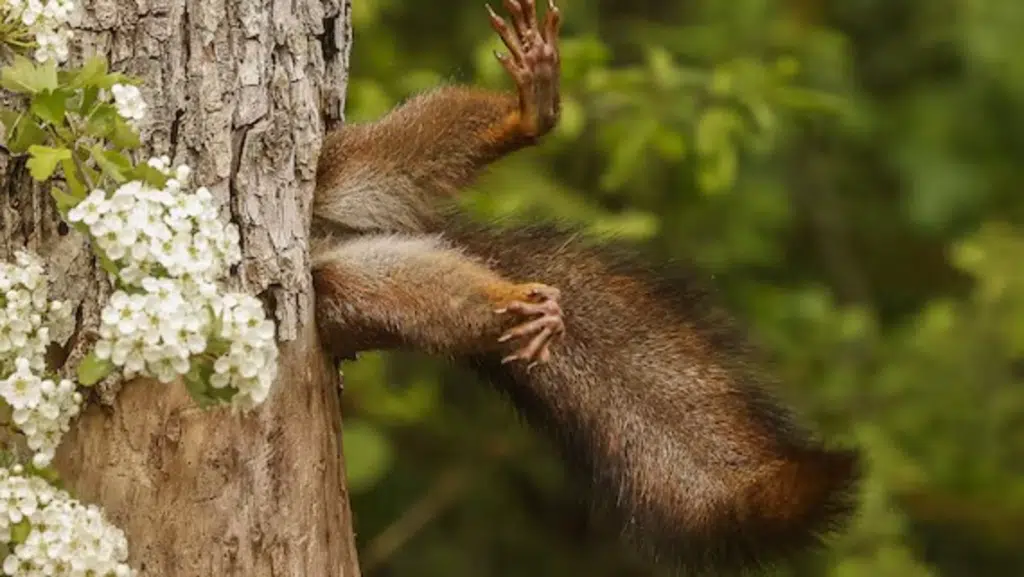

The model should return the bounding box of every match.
[0,0,359,574]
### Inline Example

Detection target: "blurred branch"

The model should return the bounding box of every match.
[791,132,872,304]
[362,467,473,574]
[899,490,1024,547]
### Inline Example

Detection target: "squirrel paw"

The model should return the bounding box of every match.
[486,0,562,137]
[496,283,565,368]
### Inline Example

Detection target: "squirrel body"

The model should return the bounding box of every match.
[311,0,860,573]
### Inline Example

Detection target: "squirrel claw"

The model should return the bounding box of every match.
[498,286,564,365]
[487,0,561,137]
[527,284,561,302]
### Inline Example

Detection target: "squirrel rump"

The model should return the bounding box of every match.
[310,0,861,573]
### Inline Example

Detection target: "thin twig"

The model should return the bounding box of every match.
[361,467,472,573]
[60,115,96,191]
[70,150,94,191]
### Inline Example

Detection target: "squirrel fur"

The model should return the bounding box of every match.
[310,0,861,573]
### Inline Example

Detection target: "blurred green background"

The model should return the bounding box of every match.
[337,0,1024,575]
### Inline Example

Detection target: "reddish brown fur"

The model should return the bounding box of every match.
[313,87,537,237]
[316,87,526,196]
[310,217,861,574]
[436,216,861,573]
[309,0,859,572]
[310,234,553,358]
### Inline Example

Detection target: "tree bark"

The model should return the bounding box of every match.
[0,0,358,574]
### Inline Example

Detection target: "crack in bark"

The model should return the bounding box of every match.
[169,108,185,159]
[228,119,257,261]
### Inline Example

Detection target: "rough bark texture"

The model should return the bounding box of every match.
[0,0,358,574]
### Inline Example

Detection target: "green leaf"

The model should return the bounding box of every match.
[50,186,81,214]
[67,55,108,89]
[59,158,86,198]
[94,245,119,275]
[73,147,101,188]
[130,162,169,189]
[208,384,237,402]
[206,336,230,358]
[30,89,70,126]
[50,123,73,142]
[24,462,62,487]
[0,56,56,93]
[183,359,210,395]
[76,85,99,115]
[697,147,738,194]
[110,116,141,149]
[96,73,137,90]
[84,104,117,139]
[183,359,237,408]
[37,60,58,92]
[90,145,130,183]
[0,449,16,469]
[77,351,114,386]
[7,116,47,153]
[600,116,656,191]
[9,520,31,544]
[0,107,20,132]
[26,145,71,181]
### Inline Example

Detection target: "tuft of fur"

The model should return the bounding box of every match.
[435,213,862,575]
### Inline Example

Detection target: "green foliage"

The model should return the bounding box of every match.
[343,419,395,493]
[338,0,1024,575]
[0,56,57,94]
[183,356,241,409]
[76,352,114,387]
[0,54,144,236]
[25,144,70,180]
[9,520,31,545]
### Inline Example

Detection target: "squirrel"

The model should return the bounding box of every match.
[310,0,861,573]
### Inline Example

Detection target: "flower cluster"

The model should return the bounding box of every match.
[67,168,240,287]
[0,0,75,63]
[67,159,276,408]
[210,293,278,409]
[110,84,146,128]
[0,466,132,576]
[92,279,204,384]
[1,359,81,468]
[0,252,79,467]
[0,252,71,376]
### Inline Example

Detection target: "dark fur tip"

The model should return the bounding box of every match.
[630,445,863,577]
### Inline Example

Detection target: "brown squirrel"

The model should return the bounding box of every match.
[311,0,861,573]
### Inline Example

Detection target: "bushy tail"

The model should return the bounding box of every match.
[616,444,861,576]
[445,215,862,574]
[736,446,861,567]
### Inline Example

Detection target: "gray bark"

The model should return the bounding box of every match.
[0,0,358,574]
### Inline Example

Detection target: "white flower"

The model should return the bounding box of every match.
[110,83,146,124]
[3,0,75,63]
[208,293,277,408]
[57,161,278,409]
[0,253,86,465]
[19,0,41,25]
[33,28,71,63]
[146,155,171,174]
[0,252,71,407]
[0,468,134,576]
